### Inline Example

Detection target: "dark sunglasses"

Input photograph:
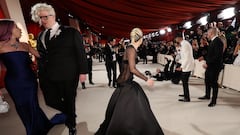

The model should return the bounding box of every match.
[39,15,53,20]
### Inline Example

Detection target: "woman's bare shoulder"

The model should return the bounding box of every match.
[19,42,29,46]
[0,42,7,53]
[19,42,30,50]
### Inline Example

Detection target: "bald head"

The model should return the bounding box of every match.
[207,27,218,40]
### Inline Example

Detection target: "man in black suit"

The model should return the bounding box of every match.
[31,3,88,135]
[104,37,117,88]
[81,45,95,89]
[198,27,223,107]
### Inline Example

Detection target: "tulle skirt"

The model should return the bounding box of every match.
[95,81,164,135]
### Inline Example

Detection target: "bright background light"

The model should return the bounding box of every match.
[218,7,235,20]
[197,16,208,26]
[160,29,166,35]
[167,27,172,32]
[183,21,192,29]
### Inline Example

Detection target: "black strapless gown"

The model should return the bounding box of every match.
[95,45,164,135]
[0,51,52,135]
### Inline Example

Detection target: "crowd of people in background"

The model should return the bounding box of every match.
[1,1,240,134]
[82,20,240,95]
[81,19,236,108]
[89,19,240,69]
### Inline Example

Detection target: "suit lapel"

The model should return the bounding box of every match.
[39,25,64,49]
[39,31,47,49]
[48,25,64,41]
[46,26,65,49]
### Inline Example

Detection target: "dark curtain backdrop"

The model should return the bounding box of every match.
[27,23,42,39]
[20,0,240,38]
[0,6,4,19]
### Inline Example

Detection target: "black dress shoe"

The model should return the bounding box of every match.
[178,98,190,102]
[208,102,216,107]
[108,81,111,87]
[198,96,210,100]
[112,82,117,88]
[82,82,86,89]
[179,94,184,97]
[89,82,95,85]
[69,127,76,135]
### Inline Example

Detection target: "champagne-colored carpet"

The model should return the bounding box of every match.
[1,60,240,135]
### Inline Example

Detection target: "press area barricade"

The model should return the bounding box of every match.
[157,53,240,92]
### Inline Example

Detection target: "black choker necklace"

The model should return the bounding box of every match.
[11,42,19,49]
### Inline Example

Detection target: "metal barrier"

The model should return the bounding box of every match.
[157,53,240,91]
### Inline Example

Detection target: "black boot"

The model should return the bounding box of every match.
[69,127,76,135]
[108,80,112,87]
[89,72,94,85]
[82,82,86,89]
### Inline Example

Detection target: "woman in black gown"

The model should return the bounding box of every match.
[0,20,52,135]
[95,28,164,135]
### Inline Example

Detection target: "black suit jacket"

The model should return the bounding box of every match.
[37,25,88,81]
[104,44,116,63]
[205,37,223,71]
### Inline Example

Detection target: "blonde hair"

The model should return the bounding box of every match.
[31,3,55,23]
[130,28,143,43]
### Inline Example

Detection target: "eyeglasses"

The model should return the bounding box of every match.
[39,15,53,20]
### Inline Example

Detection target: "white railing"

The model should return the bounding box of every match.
[157,53,240,92]
[222,64,240,91]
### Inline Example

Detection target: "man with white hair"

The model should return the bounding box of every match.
[31,3,88,135]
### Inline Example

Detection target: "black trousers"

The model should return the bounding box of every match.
[205,67,221,103]
[105,61,117,86]
[88,58,93,82]
[142,56,147,64]
[181,71,191,100]
[117,58,123,73]
[99,53,103,62]
[40,77,79,128]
